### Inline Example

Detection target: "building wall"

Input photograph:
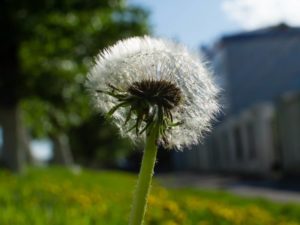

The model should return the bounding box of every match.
[221,34,300,115]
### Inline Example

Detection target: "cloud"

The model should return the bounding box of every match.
[222,0,300,30]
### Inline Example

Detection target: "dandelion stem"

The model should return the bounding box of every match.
[129,128,158,225]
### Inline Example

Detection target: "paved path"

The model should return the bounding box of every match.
[157,173,300,204]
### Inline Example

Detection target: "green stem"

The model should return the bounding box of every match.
[129,129,158,225]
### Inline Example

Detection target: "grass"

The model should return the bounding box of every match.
[0,167,300,225]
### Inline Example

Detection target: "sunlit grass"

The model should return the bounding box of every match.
[0,167,299,225]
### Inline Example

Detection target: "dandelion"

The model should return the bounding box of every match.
[86,36,219,225]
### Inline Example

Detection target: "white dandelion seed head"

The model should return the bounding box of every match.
[86,36,220,150]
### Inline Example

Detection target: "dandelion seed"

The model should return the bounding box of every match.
[86,36,219,150]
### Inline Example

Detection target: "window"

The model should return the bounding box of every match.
[234,126,243,160]
[246,122,257,159]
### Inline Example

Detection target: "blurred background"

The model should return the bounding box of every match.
[1,0,300,224]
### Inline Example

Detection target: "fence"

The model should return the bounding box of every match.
[174,91,300,177]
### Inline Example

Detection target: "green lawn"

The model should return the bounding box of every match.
[0,167,300,225]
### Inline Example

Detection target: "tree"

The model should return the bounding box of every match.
[0,0,150,171]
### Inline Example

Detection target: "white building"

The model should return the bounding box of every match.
[174,24,300,176]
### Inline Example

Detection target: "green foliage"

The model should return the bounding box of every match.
[0,0,151,164]
[0,167,300,225]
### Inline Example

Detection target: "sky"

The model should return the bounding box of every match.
[128,0,300,49]
[31,139,53,161]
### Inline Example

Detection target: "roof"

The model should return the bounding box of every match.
[220,23,300,43]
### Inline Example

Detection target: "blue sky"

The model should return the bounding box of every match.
[128,0,240,49]
[31,139,53,161]
[128,0,300,49]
